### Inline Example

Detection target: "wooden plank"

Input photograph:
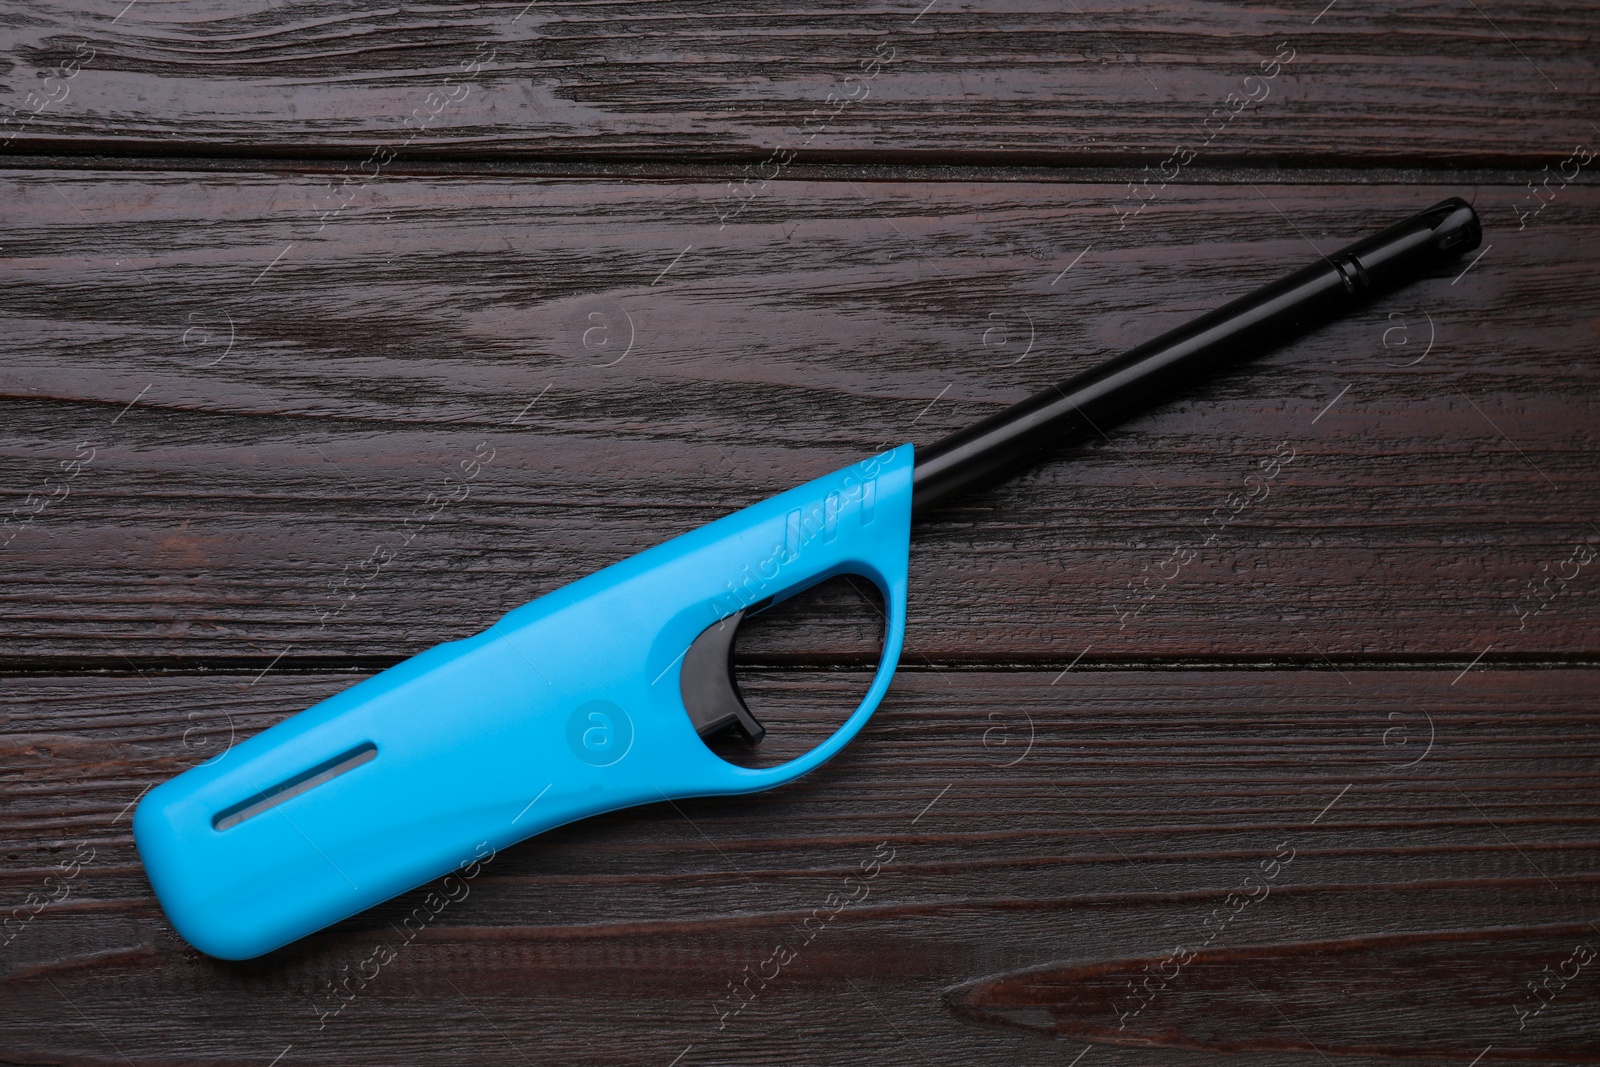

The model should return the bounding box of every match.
[1,173,1597,663]
[2,1,1598,164]
[949,925,1600,1059]
[2,668,1596,1064]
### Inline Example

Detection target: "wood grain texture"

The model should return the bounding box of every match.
[2,668,1597,1064]
[2,1,1598,164]
[948,925,1600,1059]
[2,171,1597,664]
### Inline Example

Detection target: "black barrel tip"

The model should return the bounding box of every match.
[1422,196,1482,257]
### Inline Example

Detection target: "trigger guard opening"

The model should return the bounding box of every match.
[684,566,898,778]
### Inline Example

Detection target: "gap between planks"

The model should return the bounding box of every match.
[0,150,1570,188]
[4,654,1600,675]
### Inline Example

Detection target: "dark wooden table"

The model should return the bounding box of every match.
[3,3,1598,1064]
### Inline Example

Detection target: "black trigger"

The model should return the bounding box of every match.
[681,610,766,745]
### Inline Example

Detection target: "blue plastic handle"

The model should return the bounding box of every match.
[133,445,914,959]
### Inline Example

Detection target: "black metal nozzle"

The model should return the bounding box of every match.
[910,198,1482,515]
